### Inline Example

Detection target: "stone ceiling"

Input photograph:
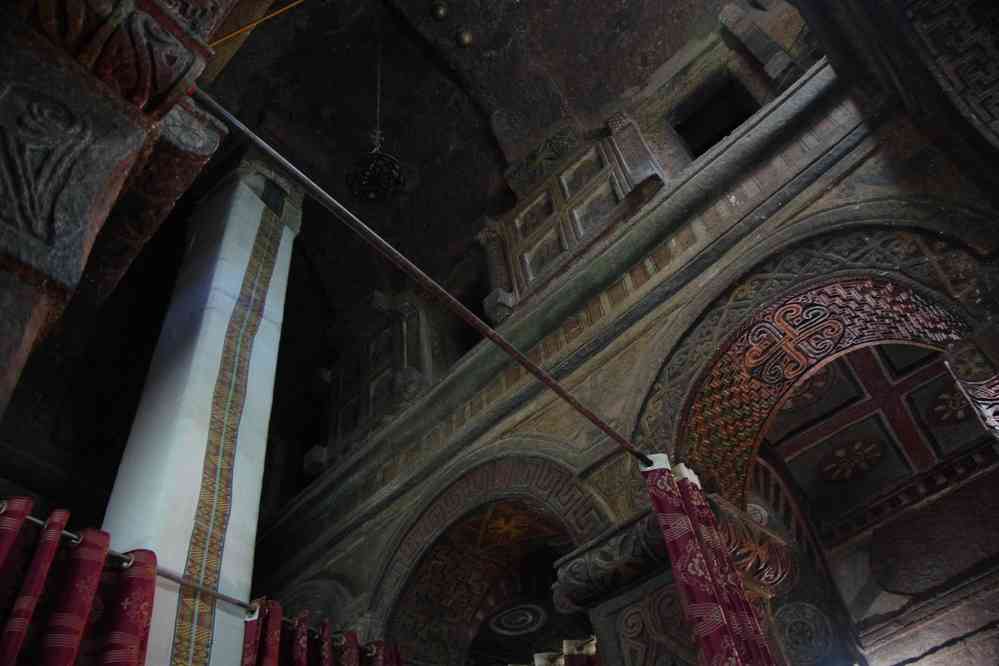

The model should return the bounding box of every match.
[207,0,741,319]
[765,343,992,540]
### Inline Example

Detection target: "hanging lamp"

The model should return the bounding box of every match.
[347,6,405,202]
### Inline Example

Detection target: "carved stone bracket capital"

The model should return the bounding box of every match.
[553,496,797,612]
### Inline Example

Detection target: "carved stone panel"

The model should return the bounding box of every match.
[0,11,147,289]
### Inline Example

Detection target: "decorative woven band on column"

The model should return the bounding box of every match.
[170,208,283,666]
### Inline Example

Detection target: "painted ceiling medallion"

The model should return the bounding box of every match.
[929,389,973,424]
[489,603,548,636]
[819,439,883,482]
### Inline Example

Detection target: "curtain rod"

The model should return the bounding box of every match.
[12,511,256,614]
[190,87,655,468]
[10,507,336,638]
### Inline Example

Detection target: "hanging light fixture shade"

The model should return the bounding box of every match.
[347,148,404,202]
[347,6,406,202]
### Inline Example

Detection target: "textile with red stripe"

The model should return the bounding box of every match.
[315,620,334,666]
[240,603,402,666]
[336,631,360,666]
[640,455,743,666]
[675,465,776,666]
[0,498,32,568]
[242,600,283,666]
[0,508,70,662]
[76,548,157,666]
[0,500,157,666]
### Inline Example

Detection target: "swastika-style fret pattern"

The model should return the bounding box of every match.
[170,208,283,666]
[635,228,998,504]
[906,0,999,151]
[684,277,966,503]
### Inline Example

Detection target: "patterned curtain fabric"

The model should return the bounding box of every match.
[241,602,402,666]
[0,498,157,666]
[677,472,776,666]
[641,455,774,666]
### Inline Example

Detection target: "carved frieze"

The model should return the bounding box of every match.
[80,97,226,302]
[553,499,795,613]
[15,0,213,117]
[0,12,147,289]
[0,84,91,246]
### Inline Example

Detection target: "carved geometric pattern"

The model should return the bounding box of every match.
[16,0,205,115]
[635,229,997,503]
[686,277,964,502]
[170,209,284,666]
[906,0,999,151]
[773,602,832,665]
[617,582,695,666]
[0,83,91,244]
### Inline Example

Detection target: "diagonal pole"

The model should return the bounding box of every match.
[191,88,653,467]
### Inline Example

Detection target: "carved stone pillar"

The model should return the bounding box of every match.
[102,155,303,666]
[476,218,517,323]
[604,112,666,190]
[0,11,148,416]
[553,504,795,612]
[78,98,228,305]
[719,4,796,84]
[947,328,999,440]
[1,0,236,417]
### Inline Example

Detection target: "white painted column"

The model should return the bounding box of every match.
[102,157,302,666]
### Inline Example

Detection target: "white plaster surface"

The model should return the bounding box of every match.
[102,176,295,666]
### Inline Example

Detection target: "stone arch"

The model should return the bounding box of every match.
[368,454,612,634]
[278,578,353,628]
[634,216,999,505]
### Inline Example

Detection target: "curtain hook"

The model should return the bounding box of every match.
[0,500,7,515]
[68,531,83,546]
[120,553,135,569]
[245,602,261,622]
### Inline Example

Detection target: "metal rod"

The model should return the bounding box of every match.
[208,0,308,49]
[191,87,654,468]
[21,513,256,614]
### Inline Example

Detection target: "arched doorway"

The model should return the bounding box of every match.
[636,226,999,503]
[758,341,999,664]
[370,456,611,665]
[635,224,999,664]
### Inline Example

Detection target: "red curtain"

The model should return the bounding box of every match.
[242,601,402,666]
[676,468,776,666]
[0,498,157,666]
[641,456,750,666]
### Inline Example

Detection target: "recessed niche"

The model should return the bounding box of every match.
[571,177,621,237]
[673,77,761,157]
[522,230,564,281]
[515,191,555,239]
[560,147,605,199]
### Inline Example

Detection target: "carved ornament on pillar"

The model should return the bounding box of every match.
[709,494,797,598]
[553,496,796,613]
[947,328,999,438]
[13,0,225,117]
[604,112,665,190]
[476,218,518,323]
[80,97,227,302]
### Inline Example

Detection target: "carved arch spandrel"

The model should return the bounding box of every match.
[632,204,999,505]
